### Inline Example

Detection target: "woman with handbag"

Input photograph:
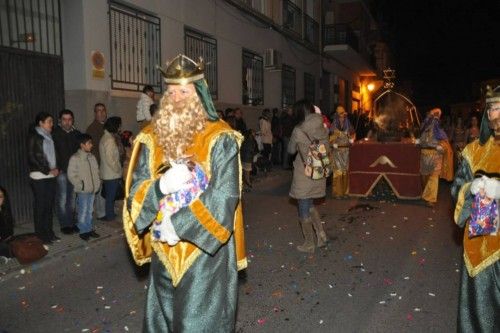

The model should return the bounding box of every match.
[28,112,60,244]
[288,100,330,253]
[99,117,123,221]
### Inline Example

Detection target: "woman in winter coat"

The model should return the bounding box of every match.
[288,100,329,253]
[99,117,123,221]
[27,112,60,244]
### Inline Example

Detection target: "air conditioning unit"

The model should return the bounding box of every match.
[264,48,282,70]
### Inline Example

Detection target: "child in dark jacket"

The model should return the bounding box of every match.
[68,134,101,241]
[240,129,258,190]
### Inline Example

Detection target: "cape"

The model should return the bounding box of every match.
[123,121,247,286]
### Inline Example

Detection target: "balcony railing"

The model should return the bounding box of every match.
[283,0,302,37]
[323,24,359,52]
[304,13,319,49]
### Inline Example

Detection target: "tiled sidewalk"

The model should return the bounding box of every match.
[0,208,125,281]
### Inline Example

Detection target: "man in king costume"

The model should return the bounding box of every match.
[329,105,354,197]
[418,108,454,207]
[451,85,500,332]
[123,54,247,332]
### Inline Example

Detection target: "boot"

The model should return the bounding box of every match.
[310,207,328,247]
[297,218,315,253]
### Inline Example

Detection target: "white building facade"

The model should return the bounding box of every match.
[60,0,382,132]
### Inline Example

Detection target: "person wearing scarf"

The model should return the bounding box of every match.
[27,112,60,244]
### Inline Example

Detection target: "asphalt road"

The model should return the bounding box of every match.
[0,170,462,332]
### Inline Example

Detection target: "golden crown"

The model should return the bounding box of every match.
[485,85,500,103]
[157,54,205,85]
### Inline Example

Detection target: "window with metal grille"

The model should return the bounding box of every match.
[185,27,218,99]
[242,49,263,106]
[108,2,161,93]
[282,64,296,108]
[304,72,315,103]
[0,0,62,56]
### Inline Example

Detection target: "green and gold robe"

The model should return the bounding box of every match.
[451,136,500,332]
[123,121,247,332]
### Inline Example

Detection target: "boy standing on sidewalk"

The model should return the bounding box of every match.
[68,134,101,241]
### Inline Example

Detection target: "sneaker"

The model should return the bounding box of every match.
[79,233,90,241]
[89,231,100,238]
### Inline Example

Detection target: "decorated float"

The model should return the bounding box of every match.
[348,69,423,199]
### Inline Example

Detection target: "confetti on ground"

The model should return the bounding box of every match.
[379,301,386,304]
[257,318,266,325]
[407,313,414,320]
[390,293,397,297]
[414,308,421,312]
[18,286,25,290]
[97,286,103,289]
[20,269,25,274]
[104,305,111,309]
[319,320,324,324]
[124,326,129,331]
[428,293,435,297]
[403,217,408,220]
[329,284,333,288]
[404,276,410,280]
[348,293,353,297]
[82,329,89,332]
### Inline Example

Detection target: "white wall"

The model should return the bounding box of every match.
[62,0,358,133]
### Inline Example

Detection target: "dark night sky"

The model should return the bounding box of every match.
[371,0,500,107]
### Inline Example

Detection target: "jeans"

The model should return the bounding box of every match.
[76,192,95,234]
[56,172,75,228]
[297,198,313,219]
[103,178,120,220]
[31,177,56,241]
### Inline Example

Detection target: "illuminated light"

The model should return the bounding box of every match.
[367,83,375,91]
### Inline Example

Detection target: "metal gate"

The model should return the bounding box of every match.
[0,46,64,224]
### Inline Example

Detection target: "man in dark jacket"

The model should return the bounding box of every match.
[53,110,81,234]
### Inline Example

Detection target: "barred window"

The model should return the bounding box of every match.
[0,0,62,55]
[109,1,161,93]
[242,49,263,106]
[304,72,315,103]
[282,64,296,108]
[185,27,217,99]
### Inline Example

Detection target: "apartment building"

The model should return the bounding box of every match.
[0,0,390,222]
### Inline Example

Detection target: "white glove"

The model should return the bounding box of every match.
[333,143,338,149]
[414,138,421,145]
[436,145,444,152]
[470,176,487,195]
[349,138,354,144]
[152,214,180,246]
[484,177,500,199]
[159,160,194,195]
